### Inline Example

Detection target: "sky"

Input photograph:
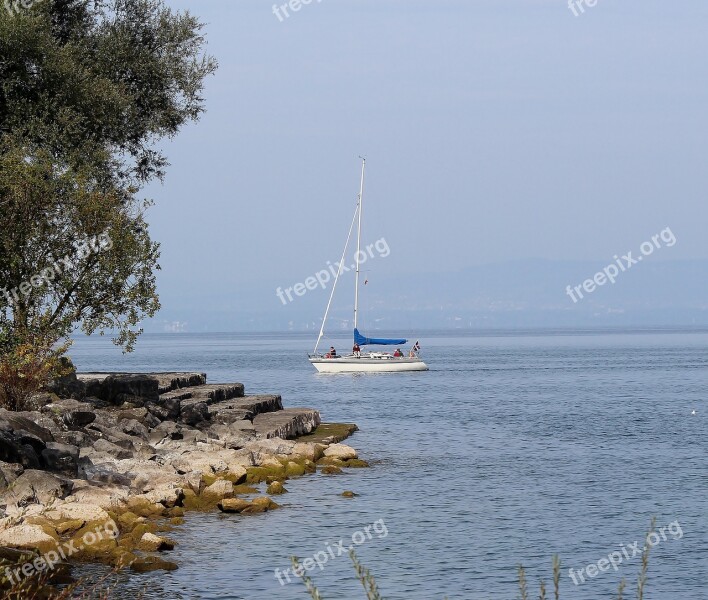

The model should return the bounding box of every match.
[141,0,708,332]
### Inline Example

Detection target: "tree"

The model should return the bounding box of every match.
[0,0,217,404]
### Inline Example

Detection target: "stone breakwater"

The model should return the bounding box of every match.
[0,371,365,592]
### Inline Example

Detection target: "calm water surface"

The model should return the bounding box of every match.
[69,330,707,599]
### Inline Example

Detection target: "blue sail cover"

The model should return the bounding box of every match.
[354,328,407,346]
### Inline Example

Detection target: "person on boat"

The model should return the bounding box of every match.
[393,348,403,357]
[353,343,361,358]
[326,346,337,358]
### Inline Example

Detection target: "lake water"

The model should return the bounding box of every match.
[68,330,707,599]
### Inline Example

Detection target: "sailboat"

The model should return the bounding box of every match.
[308,159,429,373]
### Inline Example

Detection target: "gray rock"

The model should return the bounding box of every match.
[63,409,96,428]
[78,459,133,486]
[76,373,160,404]
[120,419,149,439]
[88,423,139,450]
[253,409,321,440]
[209,406,253,425]
[179,428,208,444]
[93,438,133,460]
[41,442,79,475]
[207,423,256,449]
[0,429,41,469]
[46,357,86,399]
[148,421,183,445]
[55,429,94,448]
[0,410,54,443]
[146,397,181,421]
[180,401,209,427]
[3,469,74,506]
[0,460,23,492]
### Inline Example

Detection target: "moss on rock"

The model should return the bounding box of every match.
[246,465,286,484]
[266,481,287,495]
[232,484,259,495]
[321,465,343,475]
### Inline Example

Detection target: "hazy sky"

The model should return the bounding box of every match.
[143,0,708,328]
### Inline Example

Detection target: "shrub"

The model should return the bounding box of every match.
[0,329,72,411]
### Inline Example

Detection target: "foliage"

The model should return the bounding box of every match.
[0,0,217,363]
[0,328,71,410]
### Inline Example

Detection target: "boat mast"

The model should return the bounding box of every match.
[353,157,365,331]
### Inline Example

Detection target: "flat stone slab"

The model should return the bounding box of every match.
[178,384,245,411]
[77,372,208,403]
[253,409,321,440]
[158,389,194,403]
[296,423,359,444]
[208,395,283,424]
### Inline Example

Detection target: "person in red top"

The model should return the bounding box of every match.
[353,343,361,358]
[393,348,403,357]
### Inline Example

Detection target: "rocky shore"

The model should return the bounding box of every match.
[0,371,365,592]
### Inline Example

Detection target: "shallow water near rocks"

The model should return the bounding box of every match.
[68,330,707,599]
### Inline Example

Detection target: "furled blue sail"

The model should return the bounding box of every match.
[354,328,407,346]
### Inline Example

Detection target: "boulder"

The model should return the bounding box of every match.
[0,410,54,443]
[217,498,251,513]
[0,524,58,553]
[55,430,94,448]
[249,438,296,456]
[92,439,133,460]
[207,424,254,449]
[3,469,73,506]
[116,407,148,421]
[78,460,133,487]
[292,442,325,462]
[242,496,280,513]
[148,421,183,444]
[0,461,23,489]
[266,481,286,495]
[41,442,80,475]
[201,480,234,502]
[130,555,178,572]
[88,424,140,451]
[63,409,96,429]
[146,397,181,421]
[0,429,41,469]
[180,401,209,427]
[321,465,343,475]
[137,532,175,552]
[323,443,358,460]
[77,373,160,404]
[180,429,208,444]
[119,419,149,439]
[142,484,184,508]
[64,481,130,510]
[46,357,85,398]
[252,409,321,439]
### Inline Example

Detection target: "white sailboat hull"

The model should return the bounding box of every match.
[309,356,428,373]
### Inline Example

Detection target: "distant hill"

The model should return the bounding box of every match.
[144,259,708,332]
